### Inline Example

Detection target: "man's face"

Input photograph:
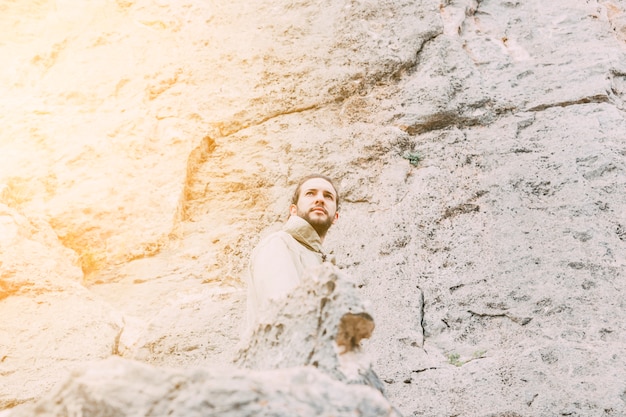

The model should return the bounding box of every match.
[290,177,339,237]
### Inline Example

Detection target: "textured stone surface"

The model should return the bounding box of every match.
[2,0,626,416]
[8,357,399,417]
[0,204,121,408]
[236,264,381,391]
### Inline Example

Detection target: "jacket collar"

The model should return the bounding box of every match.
[283,215,326,258]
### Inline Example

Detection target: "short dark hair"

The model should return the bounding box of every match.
[291,174,340,209]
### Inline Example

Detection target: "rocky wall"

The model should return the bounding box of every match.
[2,0,626,416]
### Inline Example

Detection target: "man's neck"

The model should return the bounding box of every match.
[309,223,327,243]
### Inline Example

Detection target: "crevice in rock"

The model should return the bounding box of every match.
[400,110,488,136]
[411,30,444,70]
[527,393,539,407]
[176,135,217,222]
[336,32,444,102]
[111,325,123,356]
[526,94,610,112]
[449,278,488,294]
[412,367,438,374]
[468,309,532,326]
[216,103,322,138]
[416,286,426,343]
[608,68,626,111]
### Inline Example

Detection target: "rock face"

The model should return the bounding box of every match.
[2,0,626,416]
[0,204,121,408]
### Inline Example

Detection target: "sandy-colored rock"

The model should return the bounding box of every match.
[2,0,626,416]
[0,205,121,408]
[0,0,439,274]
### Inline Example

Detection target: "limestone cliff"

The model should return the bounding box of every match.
[1,0,625,416]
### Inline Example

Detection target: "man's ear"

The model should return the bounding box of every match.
[289,204,297,216]
[332,211,339,224]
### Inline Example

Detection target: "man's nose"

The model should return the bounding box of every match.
[314,192,325,203]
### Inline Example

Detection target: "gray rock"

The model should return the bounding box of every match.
[10,357,399,417]
[2,0,626,416]
[235,263,384,393]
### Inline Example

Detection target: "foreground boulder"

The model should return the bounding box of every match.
[236,263,383,392]
[10,356,399,417]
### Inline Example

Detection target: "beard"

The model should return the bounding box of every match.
[297,207,334,237]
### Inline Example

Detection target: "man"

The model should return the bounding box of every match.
[246,174,340,328]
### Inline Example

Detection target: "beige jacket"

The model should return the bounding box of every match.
[246,215,327,328]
